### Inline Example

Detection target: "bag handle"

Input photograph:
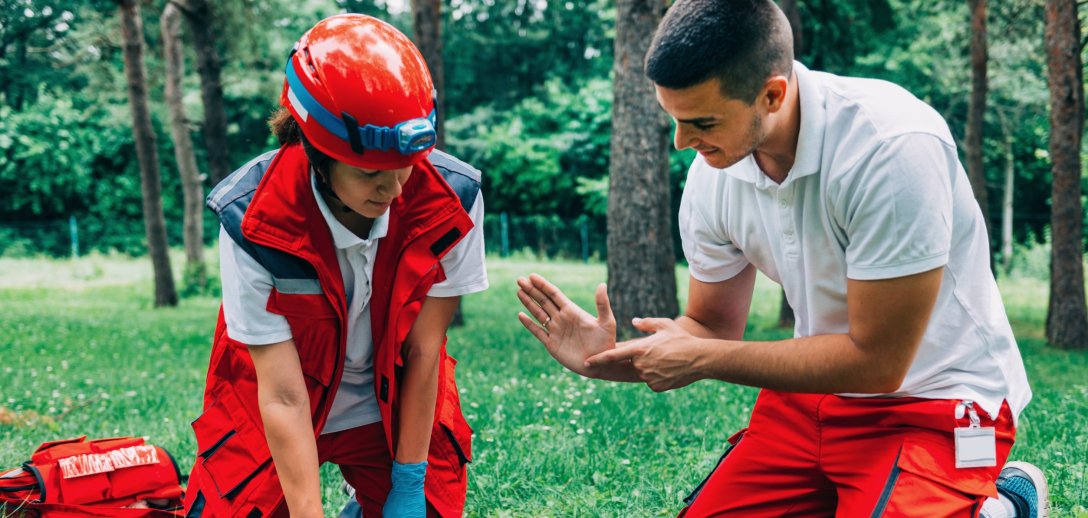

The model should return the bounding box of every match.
[22,461,46,503]
[0,461,45,503]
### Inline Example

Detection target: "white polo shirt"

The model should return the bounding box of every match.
[220,172,488,433]
[678,62,1030,422]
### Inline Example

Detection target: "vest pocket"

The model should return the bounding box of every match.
[191,388,272,500]
[436,355,473,469]
[266,290,335,319]
[440,424,471,467]
[266,289,338,387]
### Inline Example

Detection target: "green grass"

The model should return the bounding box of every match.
[1,254,1086,516]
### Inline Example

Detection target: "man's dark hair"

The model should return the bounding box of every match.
[269,107,335,176]
[645,0,794,104]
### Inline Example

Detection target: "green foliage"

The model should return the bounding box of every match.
[0,97,98,215]
[0,0,1076,262]
[179,261,212,298]
[447,77,613,217]
[795,0,895,73]
[576,175,609,218]
[0,0,324,257]
[982,0,1056,245]
[1,256,1086,515]
[0,1,97,110]
[443,0,614,115]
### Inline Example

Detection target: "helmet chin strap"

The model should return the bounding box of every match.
[313,169,356,214]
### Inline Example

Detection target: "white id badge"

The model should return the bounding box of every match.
[954,400,997,468]
[954,426,997,468]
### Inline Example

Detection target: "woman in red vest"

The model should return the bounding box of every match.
[184,14,486,518]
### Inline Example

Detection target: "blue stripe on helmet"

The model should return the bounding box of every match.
[284,59,437,156]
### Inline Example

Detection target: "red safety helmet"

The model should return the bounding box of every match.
[281,14,436,170]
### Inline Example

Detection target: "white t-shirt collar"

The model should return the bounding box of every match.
[310,170,390,250]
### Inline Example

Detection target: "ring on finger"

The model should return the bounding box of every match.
[542,316,552,329]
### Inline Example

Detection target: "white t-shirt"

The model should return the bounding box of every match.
[678,62,1030,422]
[220,171,488,433]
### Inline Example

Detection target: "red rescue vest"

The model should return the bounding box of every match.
[184,144,476,517]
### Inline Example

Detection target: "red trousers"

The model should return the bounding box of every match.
[266,422,437,518]
[679,390,1016,517]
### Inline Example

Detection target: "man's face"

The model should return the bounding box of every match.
[655,78,767,170]
[326,161,413,218]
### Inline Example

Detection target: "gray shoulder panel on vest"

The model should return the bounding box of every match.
[206,149,278,214]
[429,149,482,212]
[206,149,318,282]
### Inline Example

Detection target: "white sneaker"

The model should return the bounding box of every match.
[995,461,1049,518]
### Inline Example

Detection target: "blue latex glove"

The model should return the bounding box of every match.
[383,460,427,518]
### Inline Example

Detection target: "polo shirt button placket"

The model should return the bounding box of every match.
[361,248,372,300]
[779,194,797,249]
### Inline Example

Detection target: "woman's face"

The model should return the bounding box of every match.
[325,161,413,218]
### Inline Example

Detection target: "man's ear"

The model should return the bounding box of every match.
[761,75,790,113]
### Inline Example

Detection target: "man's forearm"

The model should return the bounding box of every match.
[684,268,938,395]
[693,333,911,394]
[676,314,744,341]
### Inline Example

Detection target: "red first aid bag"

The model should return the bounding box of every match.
[0,436,184,517]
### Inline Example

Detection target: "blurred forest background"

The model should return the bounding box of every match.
[3,2,1088,513]
[1,0,1086,345]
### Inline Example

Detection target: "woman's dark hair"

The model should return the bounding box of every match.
[645,0,794,104]
[269,107,335,176]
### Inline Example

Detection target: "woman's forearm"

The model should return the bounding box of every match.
[395,347,441,463]
[395,296,460,463]
[260,397,323,517]
[250,340,323,518]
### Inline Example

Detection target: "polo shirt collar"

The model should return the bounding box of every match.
[310,171,390,250]
[720,61,825,189]
[785,61,825,185]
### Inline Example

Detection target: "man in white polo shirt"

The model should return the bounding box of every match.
[514,0,1046,516]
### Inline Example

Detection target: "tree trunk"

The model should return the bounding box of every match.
[175,0,230,186]
[162,3,207,294]
[412,0,445,151]
[118,0,178,307]
[1044,0,1088,349]
[411,0,463,326]
[1001,131,1014,276]
[607,0,677,339]
[966,0,993,271]
[776,0,802,328]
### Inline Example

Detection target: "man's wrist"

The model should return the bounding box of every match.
[689,337,718,381]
